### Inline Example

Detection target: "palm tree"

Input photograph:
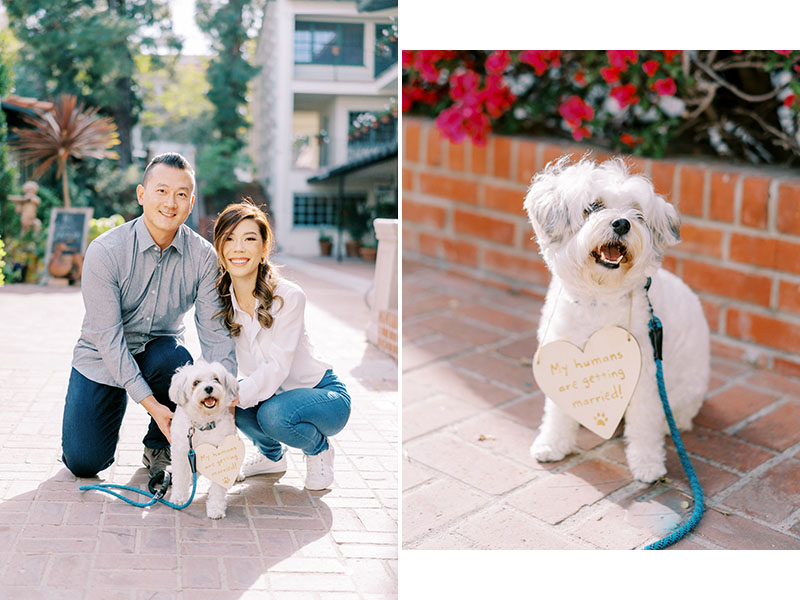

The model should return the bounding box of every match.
[10,94,120,208]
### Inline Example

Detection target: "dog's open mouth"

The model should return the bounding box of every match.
[202,397,218,409]
[591,242,627,269]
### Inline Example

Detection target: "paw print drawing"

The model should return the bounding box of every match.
[595,412,608,426]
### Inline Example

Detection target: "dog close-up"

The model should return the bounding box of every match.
[524,156,710,483]
[168,360,240,519]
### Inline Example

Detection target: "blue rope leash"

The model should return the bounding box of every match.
[79,462,197,510]
[642,279,704,550]
[79,429,199,511]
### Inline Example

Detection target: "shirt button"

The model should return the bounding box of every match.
[151,290,155,294]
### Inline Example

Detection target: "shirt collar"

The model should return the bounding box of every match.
[134,216,185,256]
[230,289,260,315]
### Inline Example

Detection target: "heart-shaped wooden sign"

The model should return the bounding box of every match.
[532,327,642,439]
[195,434,245,489]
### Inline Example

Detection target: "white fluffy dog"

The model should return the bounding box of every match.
[524,156,710,482]
[168,360,239,519]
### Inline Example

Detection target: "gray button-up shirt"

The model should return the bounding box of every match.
[71,216,236,402]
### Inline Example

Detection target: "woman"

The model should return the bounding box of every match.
[213,201,351,490]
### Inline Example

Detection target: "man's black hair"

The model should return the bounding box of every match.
[142,152,195,186]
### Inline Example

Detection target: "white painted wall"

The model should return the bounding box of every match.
[253,0,397,256]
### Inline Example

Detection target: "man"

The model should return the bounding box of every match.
[61,152,236,482]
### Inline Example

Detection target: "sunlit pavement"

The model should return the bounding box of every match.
[0,255,398,598]
[403,260,800,550]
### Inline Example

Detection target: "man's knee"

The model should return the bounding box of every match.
[61,444,112,478]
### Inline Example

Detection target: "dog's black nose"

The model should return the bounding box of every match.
[611,219,630,236]
[204,385,214,395]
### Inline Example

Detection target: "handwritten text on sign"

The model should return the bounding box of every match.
[195,435,245,489]
[532,327,642,439]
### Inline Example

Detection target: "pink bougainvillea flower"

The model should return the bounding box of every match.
[435,105,468,144]
[481,74,516,119]
[600,66,621,84]
[413,50,444,83]
[661,50,682,62]
[784,94,797,108]
[652,77,677,96]
[519,50,561,75]
[559,95,594,127]
[402,86,414,112]
[642,60,660,77]
[610,84,640,108]
[607,50,638,70]
[485,50,512,75]
[572,126,591,141]
[449,69,482,104]
[774,50,793,56]
[404,85,440,110]
[435,102,492,146]
[573,71,587,86]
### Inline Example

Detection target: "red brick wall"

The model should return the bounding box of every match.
[402,117,800,376]
[378,309,398,362]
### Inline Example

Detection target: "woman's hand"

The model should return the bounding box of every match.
[140,395,174,443]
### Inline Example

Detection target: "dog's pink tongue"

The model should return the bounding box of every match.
[600,243,622,261]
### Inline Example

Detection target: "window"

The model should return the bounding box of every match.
[347,109,398,160]
[374,23,397,77]
[292,111,326,169]
[293,193,367,227]
[294,22,364,66]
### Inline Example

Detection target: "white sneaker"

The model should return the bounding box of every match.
[304,445,335,490]
[236,452,287,481]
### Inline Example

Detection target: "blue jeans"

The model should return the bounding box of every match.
[61,336,192,477]
[235,369,351,459]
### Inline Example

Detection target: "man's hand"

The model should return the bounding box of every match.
[140,395,174,443]
[229,395,239,416]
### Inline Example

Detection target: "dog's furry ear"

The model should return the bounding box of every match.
[648,196,681,255]
[168,362,193,407]
[223,370,239,400]
[524,158,575,245]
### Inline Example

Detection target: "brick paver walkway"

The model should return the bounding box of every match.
[403,260,800,550]
[0,256,397,598]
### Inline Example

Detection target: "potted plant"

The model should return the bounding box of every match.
[318,231,333,256]
[359,241,378,262]
[342,200,370,258]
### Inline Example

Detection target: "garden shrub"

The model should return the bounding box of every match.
[403,50,800,165]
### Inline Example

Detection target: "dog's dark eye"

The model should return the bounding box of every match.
[192,380,200,387]
[584,200,604,217]
[212,377,220,383]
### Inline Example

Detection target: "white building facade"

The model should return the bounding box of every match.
[252,0,397,255]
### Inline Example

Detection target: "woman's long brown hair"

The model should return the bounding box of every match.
[213,200,283,337]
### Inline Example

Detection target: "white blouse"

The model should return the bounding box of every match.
[231,279,332,409]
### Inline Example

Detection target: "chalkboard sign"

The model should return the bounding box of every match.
[43,207,93,283]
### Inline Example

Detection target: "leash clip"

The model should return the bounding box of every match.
[648,316,663,361]
[187,426,197,474]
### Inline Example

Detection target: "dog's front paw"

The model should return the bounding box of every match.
[206,506,226,519]
[629,461,667,483]
[170,490,190,506]
[530,437,573,463]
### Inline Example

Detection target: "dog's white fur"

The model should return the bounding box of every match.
[168,360,239,518]
[524,156,710,482]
